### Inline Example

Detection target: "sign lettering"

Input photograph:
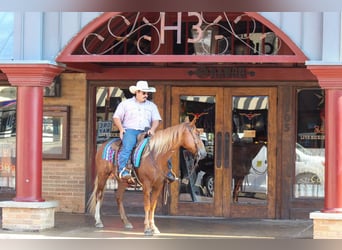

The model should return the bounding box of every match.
[188,66,256,79]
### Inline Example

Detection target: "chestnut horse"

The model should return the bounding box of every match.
[87,118,207,236]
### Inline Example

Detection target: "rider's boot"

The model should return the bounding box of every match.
[119,164,132,180]
[166,171,176,182]
[166,159,177,182]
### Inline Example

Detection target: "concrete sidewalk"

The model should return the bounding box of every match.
[0,212,313,239]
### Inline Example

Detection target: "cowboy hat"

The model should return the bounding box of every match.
[129,80,156,94]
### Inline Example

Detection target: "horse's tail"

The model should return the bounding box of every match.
[86,175,99,215]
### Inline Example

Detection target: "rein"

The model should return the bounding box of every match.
[184,123,202,178]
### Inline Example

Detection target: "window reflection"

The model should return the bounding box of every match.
[42,116,63,155]
[295,89,325,198]
[0,86,16,189]
[42,106,70,160]
[179,95,215,203]
[232,96,268,204]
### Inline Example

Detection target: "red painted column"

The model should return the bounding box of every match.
[0,63,64,202]
[14,86,44,201]
[324,89,342,212]
[307,65,342,213]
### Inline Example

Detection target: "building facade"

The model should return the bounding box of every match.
[0,12,342,229]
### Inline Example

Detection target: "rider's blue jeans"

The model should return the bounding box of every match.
[118,129,143,172]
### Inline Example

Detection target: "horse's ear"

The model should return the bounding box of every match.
[190,117,197,127]
[184,116,190,123]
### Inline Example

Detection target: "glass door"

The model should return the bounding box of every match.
[170,87,224,216]
[227,88,277,218]
[170,87,277,218]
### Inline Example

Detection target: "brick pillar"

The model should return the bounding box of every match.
[308,64,342,238]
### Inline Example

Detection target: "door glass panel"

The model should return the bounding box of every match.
[178,95,215,203]
[231,96,268,204]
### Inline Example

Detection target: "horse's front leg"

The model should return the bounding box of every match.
[143,186,154,236]
[233,177,243,203]
[149,185,164,235]
[116,181,133,229]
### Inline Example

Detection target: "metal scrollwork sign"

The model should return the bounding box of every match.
[82,12,280,56]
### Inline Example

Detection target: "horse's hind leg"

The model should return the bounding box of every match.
[94,198,103,228]
[94,172,111,228]
[116,180,133,229]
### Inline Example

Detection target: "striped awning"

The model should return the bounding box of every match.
[180,96,215,103]
[233,96,268,110]
[181,95,268,110]
[96,87,125,107]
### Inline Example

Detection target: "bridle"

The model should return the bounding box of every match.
[185,124,200,167]
[184,122,202,176]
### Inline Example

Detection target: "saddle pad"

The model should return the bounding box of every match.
[132,137,150,168]
[102,138,120,162]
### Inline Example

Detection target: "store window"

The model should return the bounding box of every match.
[0,86,68,190]
[294,89,325,198]
[0,86,16,190]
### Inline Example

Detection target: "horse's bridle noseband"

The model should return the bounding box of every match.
[185,123,202,169]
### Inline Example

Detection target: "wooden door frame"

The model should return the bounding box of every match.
[170,87,224,216]
[226,87,277,218]
[170,86,277,218]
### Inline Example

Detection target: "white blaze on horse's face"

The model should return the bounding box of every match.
[194,129,207,160]
[185,123,207,160]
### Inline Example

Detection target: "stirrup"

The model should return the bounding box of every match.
[166,171,177,182]
[119,167,131,179]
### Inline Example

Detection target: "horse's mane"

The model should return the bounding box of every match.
[143,122,188,157]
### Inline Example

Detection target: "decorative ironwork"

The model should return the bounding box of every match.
[81,12,281,56]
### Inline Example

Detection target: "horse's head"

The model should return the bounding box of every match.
[182,117,207,161]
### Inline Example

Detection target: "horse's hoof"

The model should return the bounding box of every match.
[152,228,160,234]
[144,229,154,236]
[95,222,104,228]
[124,223,133,229]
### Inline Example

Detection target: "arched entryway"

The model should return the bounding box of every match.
[56,12,320,219]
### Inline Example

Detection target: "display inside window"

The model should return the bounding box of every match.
[0,87,16,189]
[294,89,325,198]
[42,106,70,160]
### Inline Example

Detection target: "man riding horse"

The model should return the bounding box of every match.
[112,80,175,182]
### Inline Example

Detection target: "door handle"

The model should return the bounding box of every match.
[224,132,230,168]
[216,132,222,168]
